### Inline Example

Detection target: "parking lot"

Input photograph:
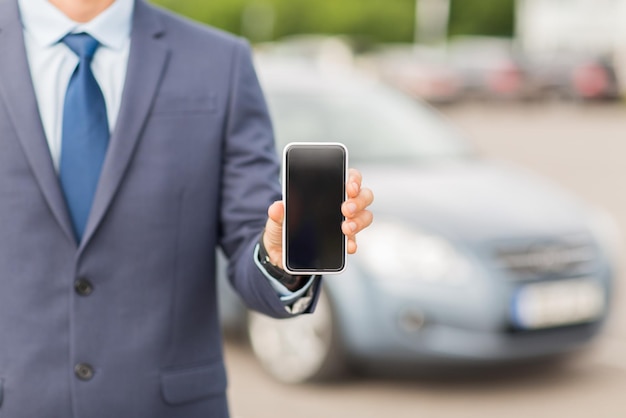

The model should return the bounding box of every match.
[224,102,626,418]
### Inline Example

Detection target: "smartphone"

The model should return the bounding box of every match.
[282,142,348,275]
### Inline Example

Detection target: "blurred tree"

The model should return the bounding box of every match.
[154,0,249,36]
[448,0,515,38]
[150,0,515,43]
[151,0,416,43]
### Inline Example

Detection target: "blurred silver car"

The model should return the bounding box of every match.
[218,60,618,383]
[447,36,532,100]
[524,51,621,101]
[361,44,463,104]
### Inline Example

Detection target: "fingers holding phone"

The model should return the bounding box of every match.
[342,169,374,254]
[262,144,374,274]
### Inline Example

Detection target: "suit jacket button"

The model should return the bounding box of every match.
[74,279,93,296]
[74,363,94,381]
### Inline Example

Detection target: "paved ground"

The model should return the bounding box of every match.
[223,102,626,418]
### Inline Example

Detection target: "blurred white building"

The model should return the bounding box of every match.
[516,0,626,94]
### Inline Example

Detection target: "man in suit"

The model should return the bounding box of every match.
[0,0,374,417]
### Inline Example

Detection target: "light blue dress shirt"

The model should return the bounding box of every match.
[18,0,314,309]
[19,0,133,171]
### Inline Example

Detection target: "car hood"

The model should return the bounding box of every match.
[361,158,593,243]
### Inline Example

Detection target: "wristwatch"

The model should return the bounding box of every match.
[257,237,302,288]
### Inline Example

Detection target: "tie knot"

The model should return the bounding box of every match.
[62,33,100,61]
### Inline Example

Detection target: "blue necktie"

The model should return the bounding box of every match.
[59,33,110,241]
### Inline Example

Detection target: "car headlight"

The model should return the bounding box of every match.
[357,221,474,289]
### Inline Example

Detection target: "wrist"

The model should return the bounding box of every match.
[262,233,283,269]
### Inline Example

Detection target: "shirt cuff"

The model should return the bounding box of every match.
[253,243,317,313]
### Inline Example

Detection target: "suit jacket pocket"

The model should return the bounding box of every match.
[161,361,227,406]
[151,93,216,116]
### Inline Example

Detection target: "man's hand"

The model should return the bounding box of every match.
[263,168,374,270]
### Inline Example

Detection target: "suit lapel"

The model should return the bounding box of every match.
[79,0,170,250]
[0,0,76,245]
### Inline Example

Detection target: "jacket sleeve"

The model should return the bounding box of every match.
[217,39,320,318]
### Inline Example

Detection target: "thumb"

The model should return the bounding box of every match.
[263,201,284,267]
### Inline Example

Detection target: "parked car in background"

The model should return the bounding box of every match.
[218,59,618,384]
[528,52,621,101]
[359,44,462,104]
[256,35,356,73]
[447,36,533,100]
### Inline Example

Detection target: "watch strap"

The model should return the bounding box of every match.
[257,237,301,287]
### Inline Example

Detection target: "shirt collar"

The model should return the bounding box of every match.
[18,0,134,50]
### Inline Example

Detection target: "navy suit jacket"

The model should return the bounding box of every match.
[0,1,316,416]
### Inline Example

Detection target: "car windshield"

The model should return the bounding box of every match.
[265,80,473,164]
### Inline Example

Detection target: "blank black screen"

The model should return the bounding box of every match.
[285,144,346,272]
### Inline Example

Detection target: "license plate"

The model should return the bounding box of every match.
[511,279,605,330]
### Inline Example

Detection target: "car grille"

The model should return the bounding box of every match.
[493,236,597,280]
